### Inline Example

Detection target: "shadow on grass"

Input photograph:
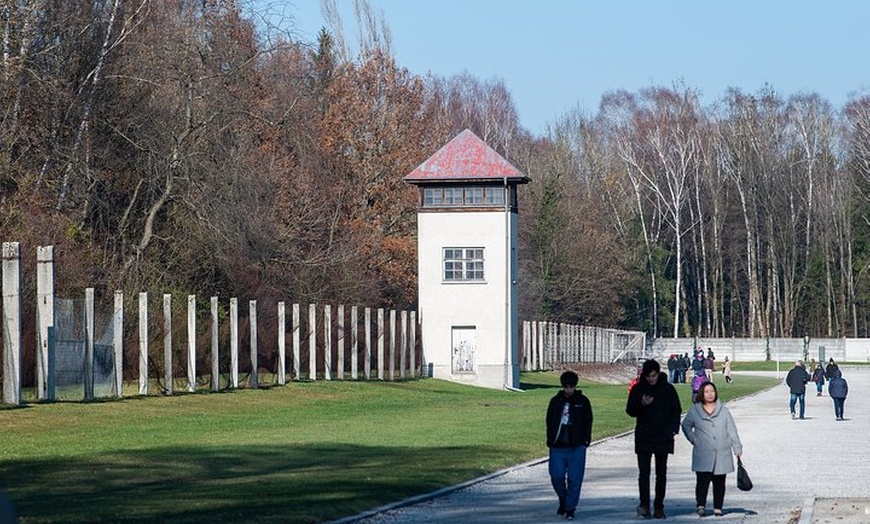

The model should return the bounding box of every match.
[517,382,559,391]
[0,443,504,524]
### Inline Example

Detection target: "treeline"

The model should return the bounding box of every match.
[2,0,870,342]
[535,86,870,340]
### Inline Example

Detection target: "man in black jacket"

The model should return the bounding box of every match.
[786,361,811,419]
[547,371,593,521]
[626,359,682,519]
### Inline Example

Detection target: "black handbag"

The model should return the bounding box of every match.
[736,457,753,491]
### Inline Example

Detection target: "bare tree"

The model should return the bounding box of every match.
[428,72,520,157]
[603,86,703,337]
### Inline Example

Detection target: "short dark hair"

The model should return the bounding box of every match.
[641,359,660,377]
[560,370,579,388]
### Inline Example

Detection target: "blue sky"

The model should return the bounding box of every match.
[262,1,870,135]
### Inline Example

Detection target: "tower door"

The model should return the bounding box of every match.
[451,326,476,373]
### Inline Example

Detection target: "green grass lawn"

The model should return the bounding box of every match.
[0,372,778,524]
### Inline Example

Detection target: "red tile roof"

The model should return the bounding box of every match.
[404,129,527,183]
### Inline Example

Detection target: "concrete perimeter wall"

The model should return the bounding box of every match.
[651,337,870,363]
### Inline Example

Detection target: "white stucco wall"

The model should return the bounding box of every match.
[650,337,870,363]
[417,210,519,389]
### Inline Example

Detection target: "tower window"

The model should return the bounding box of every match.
[422,186,508,208]
[443,248,485,281]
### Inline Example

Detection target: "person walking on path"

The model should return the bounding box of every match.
[691,352,705,381]
[825,358,842,380]
[722,356,733,384]
[828,372,849,421]
[703,354,715,383]
[678,353,689,383]
[546,370,593,521]
[811,363,826,396]
[667,355,677,384]
[786,361,811,419]
[626,359,682,519]
[681,382,744,518]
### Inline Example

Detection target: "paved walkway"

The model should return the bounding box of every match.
[341,367,870,524]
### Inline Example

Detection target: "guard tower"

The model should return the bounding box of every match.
[404,130,528,390]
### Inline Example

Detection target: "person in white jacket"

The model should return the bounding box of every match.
[681,382,743,517]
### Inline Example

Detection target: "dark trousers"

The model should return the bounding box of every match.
[695,471,726,510]
[637,452,668,509]
[833,397,846,419]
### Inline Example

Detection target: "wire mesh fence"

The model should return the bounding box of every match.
[53,298,117,401]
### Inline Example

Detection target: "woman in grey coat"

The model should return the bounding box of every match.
[681,382,743,517]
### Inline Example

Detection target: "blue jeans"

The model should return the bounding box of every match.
[790,393,805,418]
[549,446,587,512]
[816,381,823,394]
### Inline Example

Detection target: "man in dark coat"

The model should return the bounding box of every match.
[679,353,690,383]
[828,373,848,421]
[547,371,593,521]
[691,352,705,380]
[825,358,842,380]
[626,359,682,519]
[667,354,677,383]
[785,361,811,419]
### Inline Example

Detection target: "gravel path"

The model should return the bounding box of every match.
[331,367,870,524]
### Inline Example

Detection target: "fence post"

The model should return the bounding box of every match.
[84,288,95,401]
[113,290,123,398]
[309,304,317,380]
[523,320,532,371]
[323,305,332,380]
[410,311,417,378]
[138,292,148,395]
[230,298,239,388]
[211,296,219,392]
[163,294,173,395]
[36,245,54,400]
[337,305,344,380]
[277,301,286,385]
[250,300,258,388]
[292,303,300,380]
[351,305,359,379]
[389,309,396,381]
[377,308,384,380]
[547,322,554,369]
[400,310,407,379]
[2,242,22,405]
[573,324,579,363]
[187,295,196,393]
[365,307,372,379]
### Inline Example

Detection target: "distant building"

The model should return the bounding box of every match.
[404,130,528,390]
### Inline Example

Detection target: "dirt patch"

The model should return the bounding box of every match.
[560,363,638,385]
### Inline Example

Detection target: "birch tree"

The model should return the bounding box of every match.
[604,87,703,337]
